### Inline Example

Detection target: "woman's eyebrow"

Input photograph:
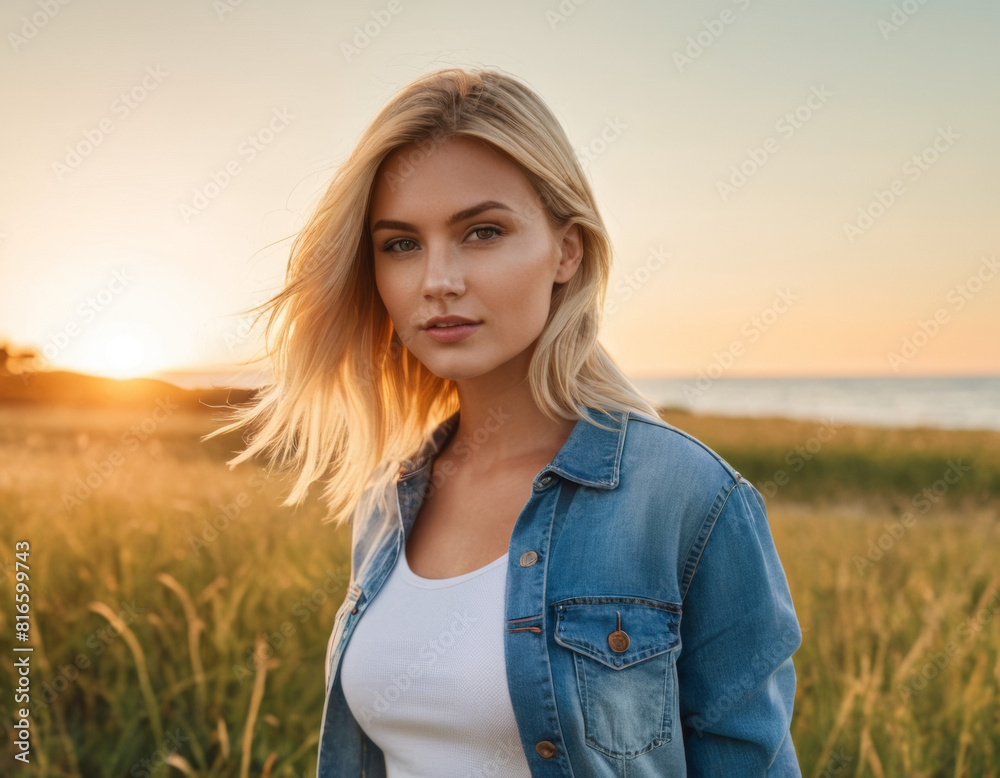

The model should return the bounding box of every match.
[370,200,514,233]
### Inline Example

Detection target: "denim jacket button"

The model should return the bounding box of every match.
[608,610,630,652]
[535,475,553,490]
[535,740,557,758]
[519,550,539,567]
[608,630,629,652]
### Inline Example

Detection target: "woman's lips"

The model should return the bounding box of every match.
[422,322,482,343]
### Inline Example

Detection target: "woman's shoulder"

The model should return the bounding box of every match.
[621,410,743,493]
[617,413,767,576]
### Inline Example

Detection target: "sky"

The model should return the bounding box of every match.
[1,0,998,385]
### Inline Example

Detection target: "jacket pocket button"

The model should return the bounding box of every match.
[608,610,630,652]
[535,740,557,758]
[519,550,539,567]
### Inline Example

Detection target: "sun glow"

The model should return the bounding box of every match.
[23,255,227,380]
[103,334,146,377]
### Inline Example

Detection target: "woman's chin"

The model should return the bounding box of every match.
[417,354,495,383]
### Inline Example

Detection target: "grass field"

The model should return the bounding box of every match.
[0,401,998,777]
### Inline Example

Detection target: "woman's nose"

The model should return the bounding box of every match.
[420,243,465,298]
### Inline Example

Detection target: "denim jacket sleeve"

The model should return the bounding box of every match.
[676,476,802,776]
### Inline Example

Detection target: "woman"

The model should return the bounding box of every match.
[210,67,802,776]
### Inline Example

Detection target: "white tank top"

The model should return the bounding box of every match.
[340,543,533,777]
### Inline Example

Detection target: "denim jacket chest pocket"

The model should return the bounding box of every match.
[552,596,682,759]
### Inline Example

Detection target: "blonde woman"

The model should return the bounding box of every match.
[210,67,802,777]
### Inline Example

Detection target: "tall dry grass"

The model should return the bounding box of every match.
[770,504,1000,777]
[0,406,350,777]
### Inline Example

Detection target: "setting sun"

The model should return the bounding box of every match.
[103,333,145,377]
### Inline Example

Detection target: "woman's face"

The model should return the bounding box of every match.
[369,135,582,384]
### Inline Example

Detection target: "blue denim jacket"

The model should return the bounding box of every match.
[316,406,802,776]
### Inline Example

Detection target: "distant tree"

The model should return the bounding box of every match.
[18,347,39,373]
[0,341,41,375]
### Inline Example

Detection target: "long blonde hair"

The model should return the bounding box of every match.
[205,66,662,527]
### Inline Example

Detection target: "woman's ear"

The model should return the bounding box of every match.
[555,222,584,284]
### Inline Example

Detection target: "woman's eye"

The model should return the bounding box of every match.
[386,238,417,252]
[471,227,503,241]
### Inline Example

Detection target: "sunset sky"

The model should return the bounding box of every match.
[2,0,998,384]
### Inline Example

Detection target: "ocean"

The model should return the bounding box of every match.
[631,375,1000,433]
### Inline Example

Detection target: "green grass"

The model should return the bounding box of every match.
[658,408,1000,512]
[0,404,997,777]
